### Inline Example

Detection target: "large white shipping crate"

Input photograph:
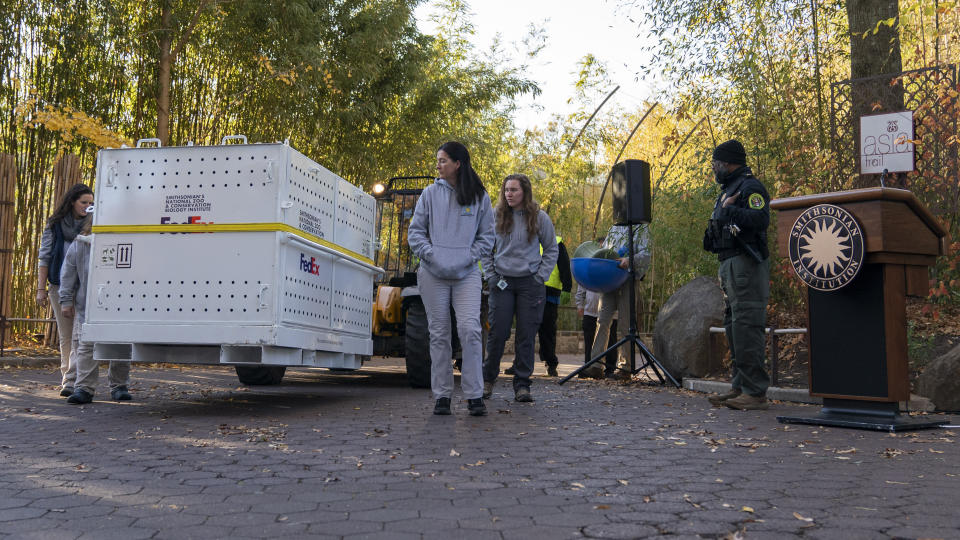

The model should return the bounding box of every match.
[93,138,376,260]
[84,139,379,368]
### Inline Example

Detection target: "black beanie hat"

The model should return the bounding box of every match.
[712,139,747,165]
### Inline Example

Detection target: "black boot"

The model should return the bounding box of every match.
[433,397,451,415]
[467,398,487,416]
[67,389,93,404]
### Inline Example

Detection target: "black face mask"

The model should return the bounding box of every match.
[712,162,727,184]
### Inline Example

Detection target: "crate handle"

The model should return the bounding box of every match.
[97,285,106,307]
[257,284,270,309]
[136,138,162,148]
[280,201,294,209]
[220,135,248,145]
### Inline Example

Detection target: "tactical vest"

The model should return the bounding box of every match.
[710,173,768,259]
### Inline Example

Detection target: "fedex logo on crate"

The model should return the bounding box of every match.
[300,253,321,276]
[160,216,211,225]
[159,215,214,234]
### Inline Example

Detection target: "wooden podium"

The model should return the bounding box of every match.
[770,188,949,431]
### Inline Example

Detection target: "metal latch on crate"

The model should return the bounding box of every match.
[363,238,379,257]
[257,284,270,309]
[266,160,278,183]
[105,164,119,187]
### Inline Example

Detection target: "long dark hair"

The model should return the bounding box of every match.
[47,183,93,228]
[495,174,540,239]
[438,141,486,206]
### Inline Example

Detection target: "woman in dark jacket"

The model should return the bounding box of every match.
[36,183,94,397]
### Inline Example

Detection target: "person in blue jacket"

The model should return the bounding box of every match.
[407,142,495,416]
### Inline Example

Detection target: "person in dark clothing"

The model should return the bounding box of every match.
[538,236,572,376]
[702,139,771,411]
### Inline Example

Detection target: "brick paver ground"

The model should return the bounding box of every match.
[0,358,957,539]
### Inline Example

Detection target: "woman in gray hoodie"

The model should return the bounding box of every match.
[58,215,132,404]
[407,142,495,416]
[480,174,557,402]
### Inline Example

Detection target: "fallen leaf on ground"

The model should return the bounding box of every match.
[449,449,460,457]
[741,506,754,513]
[793,512,814,522]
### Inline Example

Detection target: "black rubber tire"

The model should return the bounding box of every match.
[404,300,431,388]
[235,365,286,385]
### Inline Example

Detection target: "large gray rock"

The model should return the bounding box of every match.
[653,276,725,380]
[915,343,960,412]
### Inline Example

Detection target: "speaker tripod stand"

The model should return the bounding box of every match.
[559,222,680,388]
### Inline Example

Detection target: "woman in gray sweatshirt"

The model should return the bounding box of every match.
[58,215,131,404]
[407,142,495,417]
[480,174,558,403]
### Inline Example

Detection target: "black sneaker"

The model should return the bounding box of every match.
[111,386,132,401]
[433,397,451,415]
[504,366,516,376]
[67,389,93,405]
[580,365,604,379]
[467,398,487,416]
[546,365,559,377]
[515,387,534,402]
[59,386,74,397]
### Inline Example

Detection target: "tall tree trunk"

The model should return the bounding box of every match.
[157,0,173,145]
[812,0,826,149]
[847,0,904,187]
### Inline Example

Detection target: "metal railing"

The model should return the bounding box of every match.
[709,327,807,387]
[0,316,56,357]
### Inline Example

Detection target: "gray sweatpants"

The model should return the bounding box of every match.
[482,274,545,391]
[72,311,130,396]
[417,267,484,401]
[47,285,75,389]
[590,281,639,370]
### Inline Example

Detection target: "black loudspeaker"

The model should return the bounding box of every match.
[611,159,651,225]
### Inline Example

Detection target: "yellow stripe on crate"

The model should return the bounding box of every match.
[91,223,373,265]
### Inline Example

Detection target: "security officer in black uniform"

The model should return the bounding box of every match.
[702,140,771,410]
